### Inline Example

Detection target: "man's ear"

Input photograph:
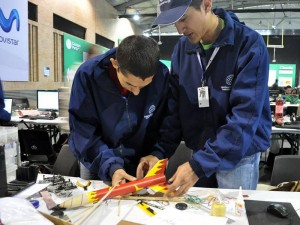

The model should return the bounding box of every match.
[110,58,118,69]
[202,0,212,13]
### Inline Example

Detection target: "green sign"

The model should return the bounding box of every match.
[269,64,296,87]
[63,33,109,85]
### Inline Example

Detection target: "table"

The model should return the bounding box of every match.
[272,126,300,155]
[13,175,300,225]
[11,116,69,144]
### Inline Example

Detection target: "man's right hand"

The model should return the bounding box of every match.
[136,155,159,179]
[275,117,284,125]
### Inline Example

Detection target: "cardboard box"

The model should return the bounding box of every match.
[40,211,73,225]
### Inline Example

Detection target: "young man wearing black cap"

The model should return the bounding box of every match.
[138,0,272,195]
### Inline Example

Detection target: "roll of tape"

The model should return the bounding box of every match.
[30,199,39,208]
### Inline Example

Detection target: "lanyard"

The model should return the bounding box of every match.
[197,47,220,86]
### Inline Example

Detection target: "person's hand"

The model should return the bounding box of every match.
[112,169,136,187]
[275,117,284,125]
[136,155,159,179]
[165,162,199,197]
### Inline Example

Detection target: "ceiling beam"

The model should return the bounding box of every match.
[115,0,146,11]
[118,8,300,19]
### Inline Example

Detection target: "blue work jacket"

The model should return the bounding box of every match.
[0,80,11,122]
[69,48,169,181]
[155,8,272,179]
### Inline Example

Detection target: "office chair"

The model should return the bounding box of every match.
[270,105,275,115]
[18,129,57,164]
[165,142,218,187]
[270,155,300,186]
[165,142,193,180]
[285,106,298,116]
[52,145,79,177]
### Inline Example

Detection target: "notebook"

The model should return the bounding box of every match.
[4,98,13,114]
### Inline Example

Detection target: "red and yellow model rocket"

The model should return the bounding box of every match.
[59,159,168,209]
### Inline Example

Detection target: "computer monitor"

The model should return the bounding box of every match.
[269,89,280,101]
[12,98,30,110]
[37,90,59,112]
[4,98,13,114]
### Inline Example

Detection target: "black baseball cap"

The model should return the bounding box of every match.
[152,0,192,27]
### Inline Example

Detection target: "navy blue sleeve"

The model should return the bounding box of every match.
[0,80,11,122]
[68,66,124,181]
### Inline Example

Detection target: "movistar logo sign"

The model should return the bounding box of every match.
[0,8,20,33]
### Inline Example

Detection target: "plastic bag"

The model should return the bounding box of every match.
[0,197,53,225]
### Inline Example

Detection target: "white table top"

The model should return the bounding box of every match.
[11,116,68,126]
[270,102,299,108]
[272,126,300,134]
[13,176,300,225]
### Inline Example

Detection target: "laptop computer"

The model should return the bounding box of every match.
[4,98,13,114]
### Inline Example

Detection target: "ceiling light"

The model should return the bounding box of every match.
[259,20,262,25]
[289,20,291,25]
[133,14,140,21]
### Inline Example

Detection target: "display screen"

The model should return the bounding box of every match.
[4,98,13,114]
[37,90,59,111]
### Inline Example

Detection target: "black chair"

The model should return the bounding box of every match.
[270,155,300,186]
[285,106,298,116]
[18,129,57,164]
[52,145,79,177]
[270,105,275,115]
[165,142,217,187]
[165,142,193,180]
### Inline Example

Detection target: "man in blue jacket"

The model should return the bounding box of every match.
[69,35,169,186]
[146,0,272,194]
[0,80,11,122]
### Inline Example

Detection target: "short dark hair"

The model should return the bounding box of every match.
[116,35,160,80]
[190,0,202,9]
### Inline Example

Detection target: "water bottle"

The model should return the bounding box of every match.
[275,94,284,119]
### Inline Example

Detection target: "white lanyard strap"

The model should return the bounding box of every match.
[196,47,220,86]
[196,47,220,71]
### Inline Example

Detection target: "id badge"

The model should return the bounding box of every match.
[197,86,210,108]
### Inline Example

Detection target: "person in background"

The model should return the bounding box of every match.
[68,35,169,186]
[139,0,272,196]
[284,85,292,96]
[271,79,279,90]
[0,79,11,122]
[86,45,100,61]
[285,88,299,104]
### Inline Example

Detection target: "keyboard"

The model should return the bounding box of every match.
[276,121,300,129]
[28,116,54,120]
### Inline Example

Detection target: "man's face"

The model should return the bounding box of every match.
[285,88,292,94]
[111,58,153,96]
[175,5,209,44]
[117,70,153,96]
